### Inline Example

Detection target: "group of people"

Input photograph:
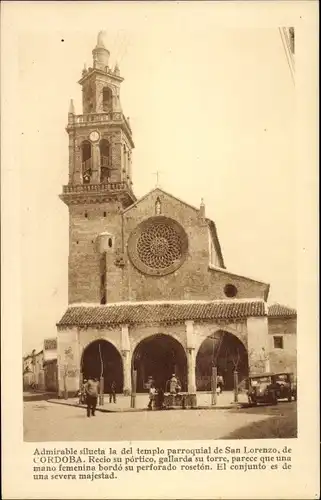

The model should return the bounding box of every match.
[79,372,225,416]
[148,373,182,410]
[78,378,117,417]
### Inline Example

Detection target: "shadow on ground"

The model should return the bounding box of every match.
[222,402,297,439]
[23,392,57,402]
[231,400,296,415]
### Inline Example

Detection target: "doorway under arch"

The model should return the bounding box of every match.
[132,334,187,393]
[81,339,123,393]
[196,331,248,391]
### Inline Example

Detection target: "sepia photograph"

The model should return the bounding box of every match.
[20,24,299,443]
[2,2,319,499]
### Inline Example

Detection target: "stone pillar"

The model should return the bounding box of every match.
[110,141,122,183]
[91,143,100,183]
[247,316,270,375]
[68,127,75,185]
[186,321,197,405]
[128,151,132,185]
[121,325,131,395]
[74,143,82,184]
[187,349,196,393]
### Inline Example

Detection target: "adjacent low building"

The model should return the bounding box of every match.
[23,349,45,391]
[23,338,58,393]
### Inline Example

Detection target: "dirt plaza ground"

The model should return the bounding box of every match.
[23,392,297,442]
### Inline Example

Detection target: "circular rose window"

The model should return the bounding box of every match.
[128,216,188,276]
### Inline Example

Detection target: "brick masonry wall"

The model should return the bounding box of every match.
[67,190,268,305]
[122,190,268,301]
[68,201,124,303]
[268,317,297,374]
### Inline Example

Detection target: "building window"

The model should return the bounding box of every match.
[81,140,92,184]
[155,197,162,215]
[103,87,113,112]
[208,229,220,267]
[128,216,188,276]
[273,336,284,349]
[224,284,238,298]
[100,139,110,183]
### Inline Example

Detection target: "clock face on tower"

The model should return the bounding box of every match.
[89,130,100,143]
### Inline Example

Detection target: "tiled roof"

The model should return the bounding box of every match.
[268,304,297,317]
[57,300,266,327]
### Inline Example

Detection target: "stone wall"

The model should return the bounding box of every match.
[123,190,268,301]
[247,316,270,374]
[67,188,268,305]
[57,327,80,395]
[68,201,124,303]
[268,317,297,374]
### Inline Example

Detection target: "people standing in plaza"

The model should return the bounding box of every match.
[84,377,99,417]
[147,383,157,410]
[79,379,87,405]
[109,380,117,404]
[169,374,179,394]
[217,374,224,394]
[157,386,165,410]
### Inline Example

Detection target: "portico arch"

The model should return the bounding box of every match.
[196,330,248,391]
[81,339,123,393]
[132,333,187,393]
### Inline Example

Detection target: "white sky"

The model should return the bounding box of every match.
[13,4,297,354]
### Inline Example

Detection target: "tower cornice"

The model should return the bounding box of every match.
[66,112,134,148]
[60,182,136,207]
[78,67,124,86]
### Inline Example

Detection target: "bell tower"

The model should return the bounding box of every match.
[60,30,135,203]
[60,32,136,305]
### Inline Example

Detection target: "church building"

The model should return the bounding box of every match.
[57,33,297,400]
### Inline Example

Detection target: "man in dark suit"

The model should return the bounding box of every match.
[84,377,100,417]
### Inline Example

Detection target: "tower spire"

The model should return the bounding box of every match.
[96,30,106,48]
[92,31,110,70]
[69,99,75,114]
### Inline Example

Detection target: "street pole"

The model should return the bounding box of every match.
[234,370,239,403]
[99,376,104,406]
[211,366,217,405]
[131,370,137,408]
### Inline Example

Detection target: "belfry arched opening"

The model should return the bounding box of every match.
[81,340,123,393]
[196,331,249,391]
[133,334,187,392]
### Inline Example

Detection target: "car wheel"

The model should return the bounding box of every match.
[288,396,292,402]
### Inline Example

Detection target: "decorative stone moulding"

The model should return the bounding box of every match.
[127,216,188,276]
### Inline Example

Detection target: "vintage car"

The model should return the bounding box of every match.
[271,372,297,402]
[247,373,278,405]
[247,372,297,406]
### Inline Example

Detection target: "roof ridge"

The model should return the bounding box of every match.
[68,298,266,308]
[122,187,200,215]
[57,301,266,327]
